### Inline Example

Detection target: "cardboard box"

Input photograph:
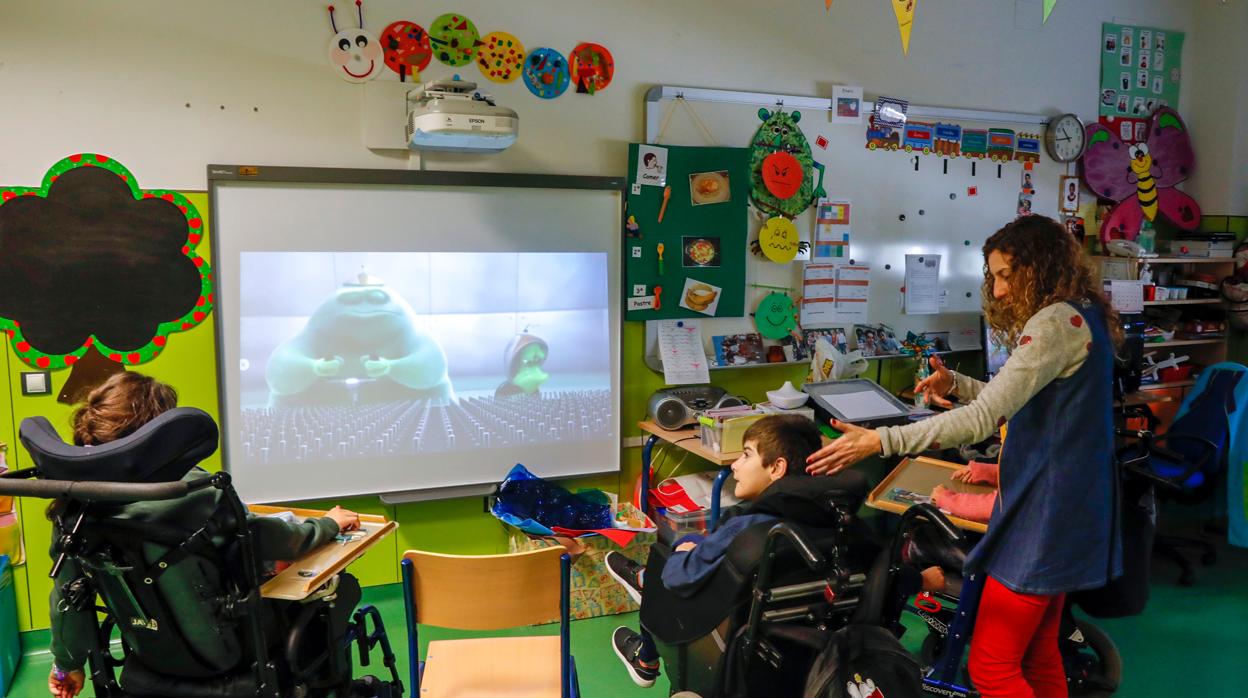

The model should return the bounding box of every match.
[507,503,656,622]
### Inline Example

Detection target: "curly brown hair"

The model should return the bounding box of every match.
[71,372,178,446]
[982,215,1122,349]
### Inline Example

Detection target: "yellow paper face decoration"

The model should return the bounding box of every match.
[759,216,801,263]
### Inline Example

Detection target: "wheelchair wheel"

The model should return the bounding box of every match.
[919,631,944,667]
[1064,619,1122,697]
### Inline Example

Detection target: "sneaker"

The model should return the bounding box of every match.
[612,626,660,688]
[605,551,645,605]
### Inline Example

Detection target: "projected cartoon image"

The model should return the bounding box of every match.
[239,251,612,468]
[495,330,549,397]
[265,272,454,406]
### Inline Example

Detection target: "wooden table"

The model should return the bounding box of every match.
[248,504,398,601]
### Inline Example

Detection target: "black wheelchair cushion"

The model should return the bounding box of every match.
[20,407,218,483]
[120,656,259,697]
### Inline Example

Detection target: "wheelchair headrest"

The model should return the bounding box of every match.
[748,470,869,526]
[19,407,219,483]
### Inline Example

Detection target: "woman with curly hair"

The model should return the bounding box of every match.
[806,215,1122,697]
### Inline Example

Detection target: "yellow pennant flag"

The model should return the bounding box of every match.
[891,0,916,55]
[1043,0,1057,23]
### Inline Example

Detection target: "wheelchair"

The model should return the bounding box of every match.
[639,473,883,698]
[0,407,403,698]
[893,505,1123,698]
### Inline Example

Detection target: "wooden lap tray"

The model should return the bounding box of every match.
[867,456,993,533]
[249,504,398,601]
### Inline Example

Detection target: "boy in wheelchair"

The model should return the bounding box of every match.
[606,415,945,695]
[17,373,399,698]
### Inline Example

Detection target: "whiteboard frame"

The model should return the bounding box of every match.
[207,165,627,502]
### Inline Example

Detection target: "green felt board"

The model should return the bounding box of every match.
[625,144,749,321]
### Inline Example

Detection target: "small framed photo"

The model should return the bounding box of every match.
[688,170,730,205]
[1060,176,1080,214]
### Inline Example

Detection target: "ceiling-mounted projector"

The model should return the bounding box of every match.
[406,76,518,153]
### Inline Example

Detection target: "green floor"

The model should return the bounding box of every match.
[10,533,1247,697]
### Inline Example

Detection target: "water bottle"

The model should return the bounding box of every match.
[914,357,930,409]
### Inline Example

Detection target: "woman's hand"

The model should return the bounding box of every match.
[48,668,85,697]
[915,356,955,408]
[805,420,881,476]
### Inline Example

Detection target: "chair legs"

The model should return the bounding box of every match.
[1155,533,1218,587]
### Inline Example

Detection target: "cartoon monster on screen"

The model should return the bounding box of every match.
[265,273,454,406]
[495,330,550,397]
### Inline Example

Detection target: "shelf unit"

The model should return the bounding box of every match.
[1092,254,1233,428]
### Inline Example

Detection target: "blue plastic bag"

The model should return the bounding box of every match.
[491,464,612,536]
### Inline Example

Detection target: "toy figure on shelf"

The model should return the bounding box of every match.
[900,332,937,409]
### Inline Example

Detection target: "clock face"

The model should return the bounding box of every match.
[1046,114,1086,162]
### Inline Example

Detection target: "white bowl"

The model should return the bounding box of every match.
[765,381,809,410]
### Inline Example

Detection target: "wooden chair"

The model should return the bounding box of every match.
[401,546,579,697]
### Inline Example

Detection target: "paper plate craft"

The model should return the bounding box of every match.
[749,109,826,219]
[476,31,525,83]
[0,154,213,378]
[380,20,432,80]
[755,292,798,339]
[326,2,383,83]
[1082,106,1200,244]
[569,42,614,94]
[752,216,806,263]
[689,171,730,205]
[429,13,481,67]
[523,47,571,99]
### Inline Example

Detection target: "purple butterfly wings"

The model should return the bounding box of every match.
[1081,106,1200,243]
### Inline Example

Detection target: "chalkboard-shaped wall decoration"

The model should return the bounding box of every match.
[0,154,213,376]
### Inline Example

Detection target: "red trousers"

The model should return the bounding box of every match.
[968,575,1068,698]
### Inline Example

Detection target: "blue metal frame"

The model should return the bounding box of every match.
[402,553,580,697]
[921,572,985,696]
[641,433,731,531]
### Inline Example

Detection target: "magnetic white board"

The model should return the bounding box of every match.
[645,90,1066,355]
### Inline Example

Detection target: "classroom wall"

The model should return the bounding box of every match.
[0,0,1232,632]
[1186,0,1248,216]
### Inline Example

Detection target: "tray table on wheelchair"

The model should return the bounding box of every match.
[248,505,398,601]
[867,456,992,533]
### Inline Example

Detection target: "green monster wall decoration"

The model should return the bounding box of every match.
[0,154,213,377]
[748,108,826,219]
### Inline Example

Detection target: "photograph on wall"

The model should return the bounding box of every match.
[682,236,721,267]
[853,324,901,357]
[689,170,731,205]
[832,85,864,124]
[712,333,764,367]
[1100,22,1184,141]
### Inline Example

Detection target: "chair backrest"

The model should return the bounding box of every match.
[403,547,565,630]
[1168,368,1243,474]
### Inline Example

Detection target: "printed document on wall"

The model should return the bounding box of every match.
[656,319,710,385]
[904,254,941,315]
[801,263,871,327]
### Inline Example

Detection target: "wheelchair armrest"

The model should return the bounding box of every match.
[899,503,964,544]
[1149,433,1219,487]
[763,522,826,571]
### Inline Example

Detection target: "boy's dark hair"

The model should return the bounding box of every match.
[742,415,821,479]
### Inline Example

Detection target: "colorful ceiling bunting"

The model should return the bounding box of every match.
[748,108,826,219]
[0,155,213,371]
[380,20,432,81]
[570,42,614,95]
[523,47,571,99]
[477,31,525,83]
[326,1,383,82]
[891,0,916,55]
[429,13,481,67]
[1043,0,1057,23]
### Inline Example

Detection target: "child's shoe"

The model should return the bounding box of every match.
[605,551,645,604]
[612,627,660,688]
